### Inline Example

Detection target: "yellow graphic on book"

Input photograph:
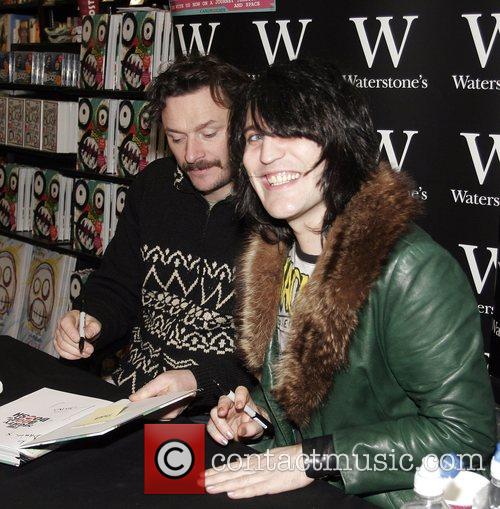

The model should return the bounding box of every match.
[74,402,129,427]
[280,257,310,313]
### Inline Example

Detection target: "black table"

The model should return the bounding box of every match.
[0,336,372,509]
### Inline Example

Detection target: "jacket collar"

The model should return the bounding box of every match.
[236,163,421,426]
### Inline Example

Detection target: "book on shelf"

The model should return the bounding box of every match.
[0,14,36,52]
[109,183,127,240]
[72,178,111,257]
[23,98,42,150]
[116,99,156,176]
[77,97,118,175]
[80,13,109,90]
[7,97,24,147]
[0,387,196,467]
[118,10,165,92]
[0,163,19,230]
[11,50,32,84]
[0,97,5,144]
[17,246,76,355]
[31,168,72,242]
[0,236,33,338]
[41,100,78,153]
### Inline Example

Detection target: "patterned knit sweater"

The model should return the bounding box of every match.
[82,157,254,410]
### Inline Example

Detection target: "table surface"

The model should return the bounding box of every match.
[0,336,373,509]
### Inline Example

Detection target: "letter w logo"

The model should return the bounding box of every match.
[378,130,418,171]
[460,133,500,185]
[349,16,418,68]
[458,244,498,295]
[175,23,220,56]
[253,19,312,65]
[462,14,500,68]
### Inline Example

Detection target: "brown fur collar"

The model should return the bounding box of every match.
[236,164,421,426]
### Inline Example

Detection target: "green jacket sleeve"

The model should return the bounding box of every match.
[333,241,496,495]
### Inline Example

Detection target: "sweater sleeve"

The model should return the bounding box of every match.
[188,353,258,411]
[333,243,496,495]
[79,173,145,349]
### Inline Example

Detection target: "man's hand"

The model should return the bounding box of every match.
[54,310,102,360]
[206,385,268,445]
[130,370,197,420]
[204,444,313,498]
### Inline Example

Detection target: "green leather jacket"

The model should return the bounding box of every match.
[236,169,496,509]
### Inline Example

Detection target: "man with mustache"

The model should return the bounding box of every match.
[53,55,254,418]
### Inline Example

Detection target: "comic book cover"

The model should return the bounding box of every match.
[118,11,156,91]
[0,236,33,338]
[11,51,32,84]
[31,169,64,241]
[72,179,110,256]
[17,247,75,354]
[41,51,65,86]
[0,51,10,83]
[80,14,108,90]
[23,98,42,150]
[77,97,113,174]
[109,183,127,240]
[7,97,24,147]
[0,164,19,230]
[0,14,32,52]
[116,100,153,176]
[0,96,7,145]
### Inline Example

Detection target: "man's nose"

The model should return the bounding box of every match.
[185,137,205,164]
[260,136,284,165]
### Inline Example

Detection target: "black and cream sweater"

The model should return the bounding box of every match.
[82,157,254,410]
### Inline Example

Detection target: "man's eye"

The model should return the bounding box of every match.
[203,131,217,139]
[247,133,262,143]
[168,136,183,144]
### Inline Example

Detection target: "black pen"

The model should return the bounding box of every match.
[212,379,274,432]
[78,299,86,354]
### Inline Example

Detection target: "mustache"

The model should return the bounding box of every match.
[181,159,222,172]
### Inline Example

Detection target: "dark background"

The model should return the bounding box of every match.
[170,0,499,348]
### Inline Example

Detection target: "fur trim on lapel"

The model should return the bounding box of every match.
[237,164,422,426]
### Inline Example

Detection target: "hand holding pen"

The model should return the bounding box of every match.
[207,381,274,446]
[53,299,102,360]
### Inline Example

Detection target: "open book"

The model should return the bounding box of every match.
[0,387,196,466]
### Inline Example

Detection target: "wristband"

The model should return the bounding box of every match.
[302,435,341,480]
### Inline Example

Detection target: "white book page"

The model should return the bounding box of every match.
[0,388,110,453]
[21,389,196,448]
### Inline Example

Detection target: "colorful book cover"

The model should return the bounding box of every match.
[7,97,24,147]
[23,98,42,150]
[80,14,108,90]
[0,236,33,338]
[31,169,61,241]
[116,100,151,176]
[17,247,75,354]
[72,179,109,256]
[0,14,32,52]
[110,183,127,240]
[0,51,10,83]
[11,50,32,84]
[0,164,19,230]
[0,96,7,145]
[119,12,155,91]
[41,51,65,86]
[77,97,110,174]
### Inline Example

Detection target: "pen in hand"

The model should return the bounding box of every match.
[78,301,86,355]
[212,379,274,433]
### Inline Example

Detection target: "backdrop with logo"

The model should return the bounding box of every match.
[169,0,499,350]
